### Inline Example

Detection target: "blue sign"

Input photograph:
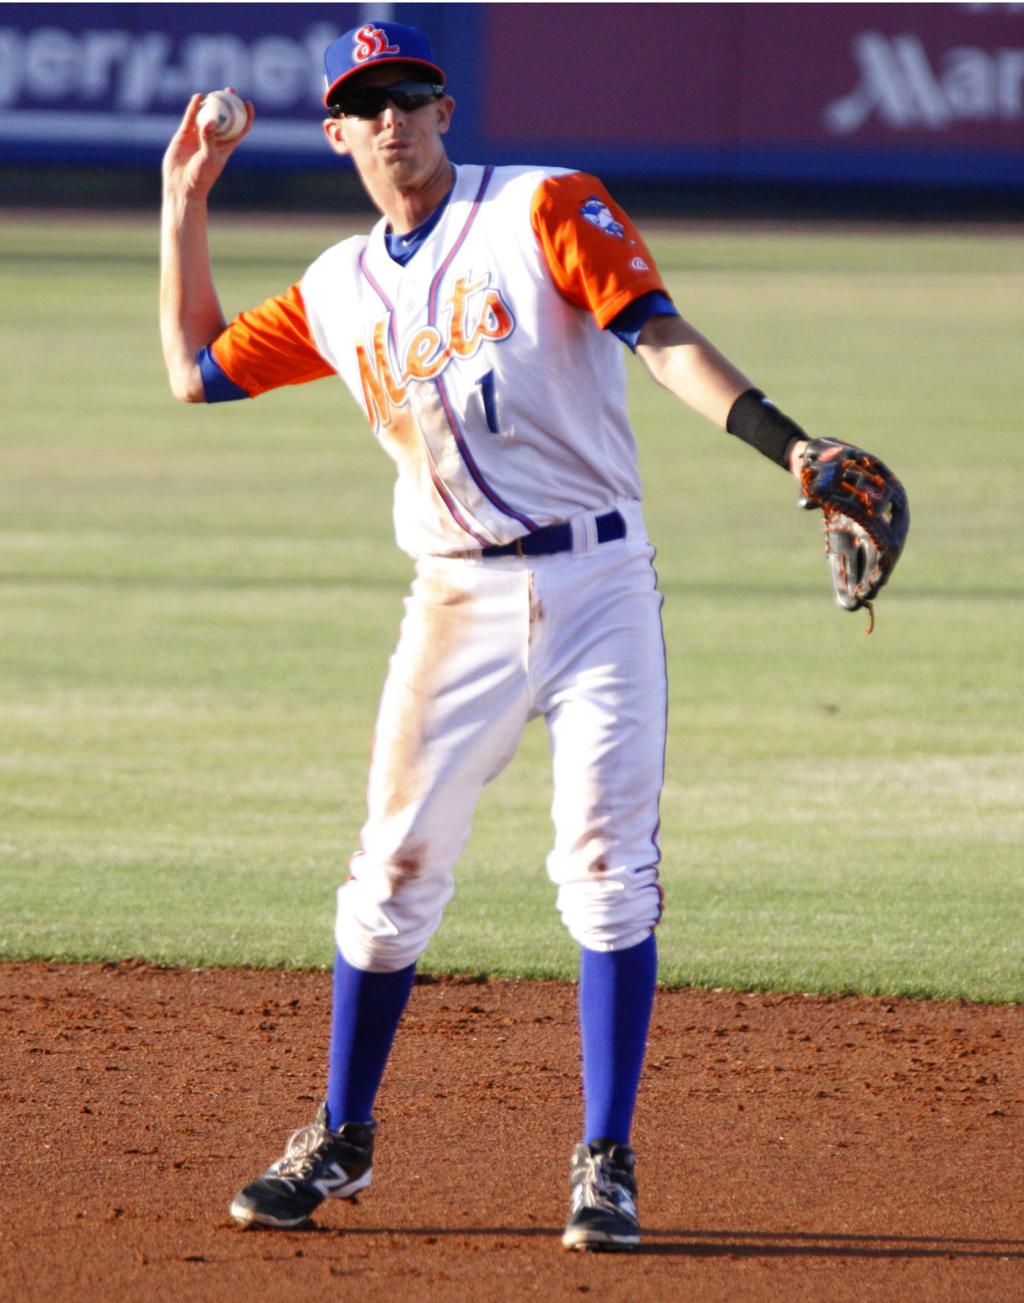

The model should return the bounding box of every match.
[0,3,1021,189]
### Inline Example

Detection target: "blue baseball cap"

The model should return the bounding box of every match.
[323,21,446,107]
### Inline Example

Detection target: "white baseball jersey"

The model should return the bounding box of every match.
[206,163,672,964]
[208,164,669,556]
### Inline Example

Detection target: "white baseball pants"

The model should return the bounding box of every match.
[335,501,666,972]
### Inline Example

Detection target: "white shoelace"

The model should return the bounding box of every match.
[268,1119,330,1185]
[573,1152,635,1215]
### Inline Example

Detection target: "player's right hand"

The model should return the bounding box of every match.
[161,92,255,200]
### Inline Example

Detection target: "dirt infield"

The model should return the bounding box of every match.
[1,963,1021,1302]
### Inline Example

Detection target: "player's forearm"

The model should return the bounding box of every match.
[636,315,751,428]
[637,315,807,478]
[159,190,226,403]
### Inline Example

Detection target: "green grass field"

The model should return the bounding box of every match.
[1,213,1021,1000]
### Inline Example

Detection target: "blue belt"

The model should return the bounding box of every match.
[481,509,626,559]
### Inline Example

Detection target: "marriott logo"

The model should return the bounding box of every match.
[824,31,1024,132]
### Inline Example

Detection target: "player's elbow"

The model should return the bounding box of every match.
[635,345,673,393]
[167,365,206,404]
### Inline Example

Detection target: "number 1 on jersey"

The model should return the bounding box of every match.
[476,370,500,435]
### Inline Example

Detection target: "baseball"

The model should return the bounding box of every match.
[197,89,247,142]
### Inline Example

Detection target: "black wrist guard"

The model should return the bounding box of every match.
[726,388,808,470]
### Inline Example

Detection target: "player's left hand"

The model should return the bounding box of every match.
[795,438,910,631]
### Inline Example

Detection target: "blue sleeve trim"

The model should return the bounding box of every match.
[607,291,679,352]
[198,345,250,403]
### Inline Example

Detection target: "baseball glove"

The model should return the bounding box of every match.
[797,438,909,632]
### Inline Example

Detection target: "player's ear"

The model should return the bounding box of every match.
[436,95,455,136]
[323,117,351,156]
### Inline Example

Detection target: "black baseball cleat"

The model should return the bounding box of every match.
[561,1138,641,1251]
[229,1106,375,1229]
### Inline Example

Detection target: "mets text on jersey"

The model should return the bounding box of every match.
[356,273,515,431]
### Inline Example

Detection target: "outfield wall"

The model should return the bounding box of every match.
[1,2,1022,191]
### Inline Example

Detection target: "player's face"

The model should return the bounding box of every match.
[324,65,455,192]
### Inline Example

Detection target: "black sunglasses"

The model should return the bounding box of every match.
[329,80,445,120]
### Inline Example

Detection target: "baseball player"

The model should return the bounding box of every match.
[160,21,816,1252]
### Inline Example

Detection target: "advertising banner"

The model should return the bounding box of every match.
[0,2,354,162]
[483,3,1024,184]
[1,3,1022,188]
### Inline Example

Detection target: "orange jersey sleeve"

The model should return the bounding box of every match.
[210,283,335,397]
[530,173,668,329]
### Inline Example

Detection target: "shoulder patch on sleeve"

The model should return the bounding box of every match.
[530,172,667,328]
[579,195,626,240]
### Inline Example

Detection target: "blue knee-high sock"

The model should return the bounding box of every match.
[579,932,657,1146]
[325,950,416,1130]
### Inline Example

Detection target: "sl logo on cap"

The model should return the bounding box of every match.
[354,24,401,62]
